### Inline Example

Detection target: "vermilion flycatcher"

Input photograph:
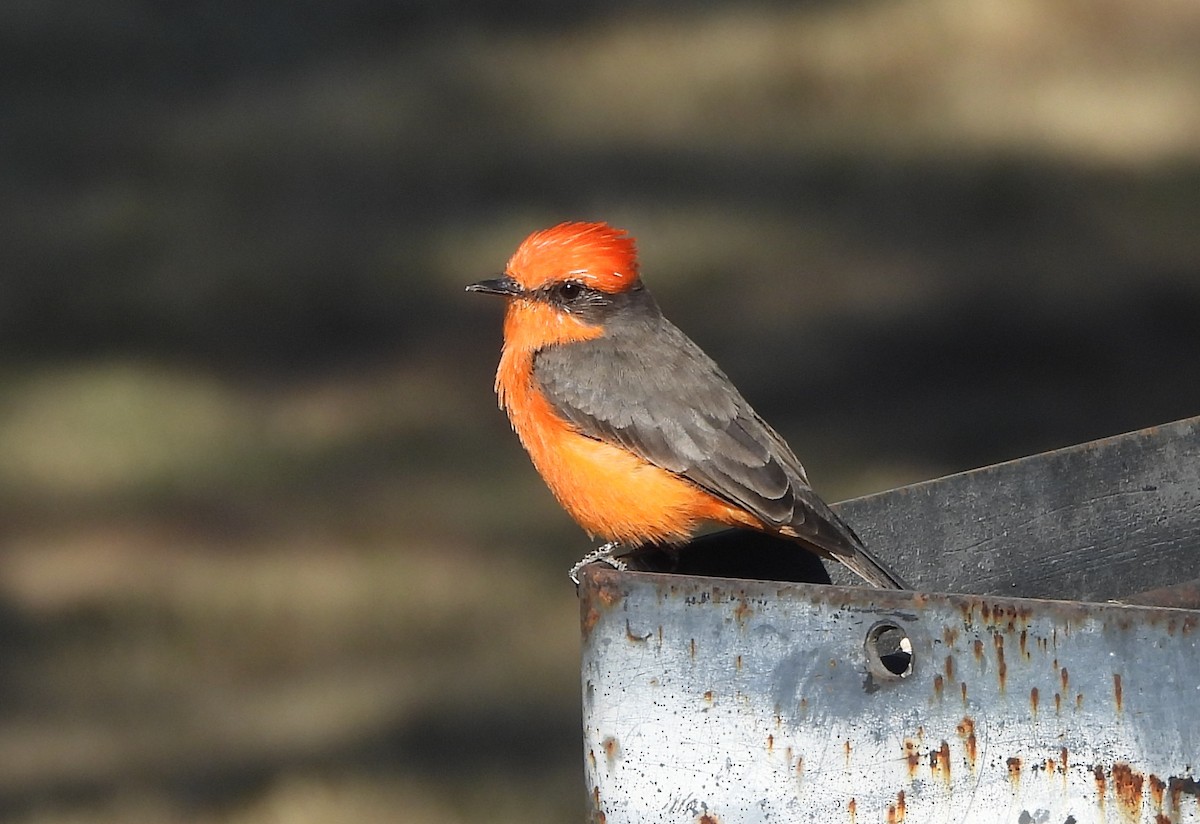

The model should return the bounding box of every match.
[468,221,906,588]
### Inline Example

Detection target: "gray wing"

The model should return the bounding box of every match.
[532,316,857,550]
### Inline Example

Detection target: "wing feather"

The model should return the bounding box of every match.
[535,315,832,539]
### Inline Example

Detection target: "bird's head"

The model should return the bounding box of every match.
[467,221,647,350]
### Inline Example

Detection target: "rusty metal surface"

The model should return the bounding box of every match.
[579,566,1200,823]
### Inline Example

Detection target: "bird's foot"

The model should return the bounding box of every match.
[569,542,627,584]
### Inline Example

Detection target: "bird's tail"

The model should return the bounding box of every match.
[783,506,909,589]
[828,540,909,589]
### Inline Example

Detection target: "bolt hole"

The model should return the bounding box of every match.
[865,621,914,679]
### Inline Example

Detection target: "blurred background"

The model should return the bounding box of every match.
[2,1,1199,822]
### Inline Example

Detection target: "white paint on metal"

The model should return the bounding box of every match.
[580,570,1200,823]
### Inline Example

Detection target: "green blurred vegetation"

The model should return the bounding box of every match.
[2,1,1199,821]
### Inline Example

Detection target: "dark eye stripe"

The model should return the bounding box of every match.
[543,280,589,305]
[537,280,619,323]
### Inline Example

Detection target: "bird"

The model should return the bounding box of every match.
[467,221,907,589]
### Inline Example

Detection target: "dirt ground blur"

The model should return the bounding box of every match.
[2,1,1199,822]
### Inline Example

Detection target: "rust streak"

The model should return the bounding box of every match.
[1015,605,1033,628]
[733,598,753,627]
[930,740,952,785]
[697,815,720,824]
[1149,774,1165,811]
[1167,776,1199,810]
[886,789,907,824]
[1030,686,1039,719]
[960,681,968,705]
[1007,757,1022,788]
[582,605,601,639]
[903,738,920,780]
[944,654,955,682]
[956,717,978,772]
[596,581,620,608]
[1112,762,1144,819]
[959,601,974,627]
[844,739,852,767]
[943,626,959,647]
[602,736,621,768]
[1095,765,1108,811]
[994,633,1007,693]
[1060,666,1069,694]
[848,797,857,824]
[933,673,944,700]
[973,638,985,664]
[767,734,774,752]
[1054,692,1061,715]
[1019,629,1028,659]
[1113,673,1123,713]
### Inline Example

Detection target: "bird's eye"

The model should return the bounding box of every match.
[557,281,583,302]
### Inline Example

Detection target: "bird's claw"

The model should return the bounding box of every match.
[569,542,628,584]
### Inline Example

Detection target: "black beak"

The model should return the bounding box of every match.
[466,275,523,297]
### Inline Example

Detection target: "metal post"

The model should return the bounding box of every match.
[579,417,1200,823]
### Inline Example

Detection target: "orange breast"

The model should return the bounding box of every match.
[496,346,756,545]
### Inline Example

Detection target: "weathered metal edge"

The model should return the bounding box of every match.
[579,565,1200,823]
[578,565,1200,647]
